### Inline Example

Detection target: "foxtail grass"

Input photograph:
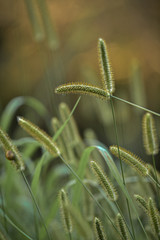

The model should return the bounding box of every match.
[0,128,25,171]
[55,83,110,100]
[110,146,149,177]
[98,38,114,94]
[94,217,107,240]
[90,161,118,201]
[59,189,72,239]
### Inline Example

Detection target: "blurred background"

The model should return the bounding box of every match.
[0,0,160,165]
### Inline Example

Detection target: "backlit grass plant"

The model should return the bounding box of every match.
[0,38,160,240]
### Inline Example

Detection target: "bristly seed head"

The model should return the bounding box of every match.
[94,217,107,240]
[55,83,110,100]
[17,117,60,156]
[142,113,159,155]
[134,194,148,214]
[90,161,118,201]
[116,213,130,240]
[148,197,160,237]
[59,189,72,234]
[109,145,149,176]
[0,128,25,171]
[98,38,114,94]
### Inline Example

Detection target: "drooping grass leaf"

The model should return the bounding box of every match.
[72,146,94,206]
[0,96,48,131]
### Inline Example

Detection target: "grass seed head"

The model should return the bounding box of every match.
[94,217,107,240]
[109,145,149,176]
[18,117,60,156]
[0,128,25,171]
[90,161,118,201]
[98,38,114,94]
[55,83,110,100]
[142,113,159,155]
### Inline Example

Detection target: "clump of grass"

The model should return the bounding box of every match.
[0,36,160,240]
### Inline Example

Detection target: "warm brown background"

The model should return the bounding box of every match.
[0,0,160,107]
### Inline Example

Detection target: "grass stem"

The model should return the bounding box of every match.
[111,95,160,117]
[0,188,8,234]
[59,155,123,239]
[21,171,51,240]
[109,96,136,240]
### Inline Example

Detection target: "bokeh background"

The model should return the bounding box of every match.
[0,0,160,166]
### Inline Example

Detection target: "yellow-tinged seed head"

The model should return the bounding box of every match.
[59,189,72,234]
[142,113,159,155]
[116,213,130,240]
[134,194,148,213]
[17,117,60,156]
[0,128,25,171]
[55,83,110,100]
[148,197,160,236]
[109,145,149,176]
[98,38,114,94]
[90,161,118,201]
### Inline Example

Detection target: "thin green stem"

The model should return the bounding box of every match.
[0,188,8,233]
[148,175,160,188]
[59,155,124,239]
[109,97,136,240]
[111,95,160,117]
[68,232,72,240]
[33,206,39,240]
[21,171,51,240]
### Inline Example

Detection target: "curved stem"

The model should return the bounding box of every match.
[148,174,160,188]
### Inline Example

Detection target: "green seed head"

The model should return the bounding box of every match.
[98,38,114,94]
[94,217,107,240]
[142,113,159,155]
[110,145,149,176]
[90,161,118,201]
[116,213,130,240]
[0,128,25,171]
[59,189,72,234]
[55,83,110,100]
[18,117,60,156]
